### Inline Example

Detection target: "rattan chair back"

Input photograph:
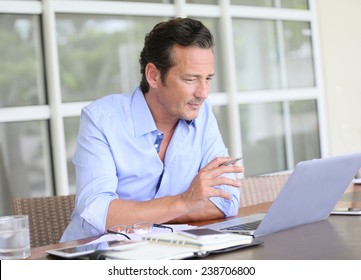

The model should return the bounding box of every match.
[12,195,75,248]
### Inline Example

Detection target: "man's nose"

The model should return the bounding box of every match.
[195,80,209,99]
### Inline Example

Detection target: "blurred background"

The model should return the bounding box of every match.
[1,0,360,216]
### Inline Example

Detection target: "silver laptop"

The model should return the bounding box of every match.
[204,153,361,237]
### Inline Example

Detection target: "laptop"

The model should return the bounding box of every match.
[204,152,361,237]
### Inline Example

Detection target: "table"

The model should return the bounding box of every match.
[28,184,361,260]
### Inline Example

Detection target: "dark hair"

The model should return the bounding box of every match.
[139,17,214,93]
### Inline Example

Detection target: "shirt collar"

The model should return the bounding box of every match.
[131,88,157,137]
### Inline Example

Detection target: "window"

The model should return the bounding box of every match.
[0,10,52,216]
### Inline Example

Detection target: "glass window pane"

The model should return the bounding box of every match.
[239,103,287,176]
[56,15,168,102]
[233,19,315,91]
[63,117,80,194]
[72,0,172,2]
[231,0,309,9]
[233,19,281,91]
[283,21,315,88]
[0,15,45,107]
[0,121,53,216]
[281,0,309,9]
[231,0,274,7]
[187,0,218,4]
[290,100,320,164]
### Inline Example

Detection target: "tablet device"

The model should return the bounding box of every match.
[353,178,361,184]
[178,228,230,239]
[331,207,361,216]
[46,239,146,259]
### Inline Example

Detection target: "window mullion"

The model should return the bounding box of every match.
[42,0,69,195]
[219,0,243,159]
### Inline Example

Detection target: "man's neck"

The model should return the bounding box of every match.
[144,91,178,132]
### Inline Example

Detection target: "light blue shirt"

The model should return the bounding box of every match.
[61,87,240,242]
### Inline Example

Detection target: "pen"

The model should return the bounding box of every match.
[219,157,243,166]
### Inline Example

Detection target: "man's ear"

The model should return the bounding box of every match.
[145,63,160,88]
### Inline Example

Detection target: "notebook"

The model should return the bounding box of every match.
[141,230,253,251]
[204,152,361,237]
[89,233,260,260]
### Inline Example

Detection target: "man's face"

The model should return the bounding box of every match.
[154,44,215,121]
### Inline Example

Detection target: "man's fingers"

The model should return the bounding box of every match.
[211,188,232,200]
[212,177,242,189]
[203,157,232,170]
[219,165,245,174]
[201,162,244,177]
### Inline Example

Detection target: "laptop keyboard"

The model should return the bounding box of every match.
[221,220,262,231]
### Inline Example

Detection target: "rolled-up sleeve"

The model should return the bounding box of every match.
[79,195,117,236]
[66,106,120,239]
[210,182,241,217]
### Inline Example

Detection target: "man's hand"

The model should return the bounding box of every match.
[180,157,244,212]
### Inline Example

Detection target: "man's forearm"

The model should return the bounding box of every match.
[105,195,189,230]
[168,200,224,224]
[106,195,224,230]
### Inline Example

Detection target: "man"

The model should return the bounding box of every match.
[61,18,243,242]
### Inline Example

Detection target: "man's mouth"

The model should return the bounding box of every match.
[188,103,201,109]
[188,100,203,110]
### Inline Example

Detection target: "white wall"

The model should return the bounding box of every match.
[317,0,361,156]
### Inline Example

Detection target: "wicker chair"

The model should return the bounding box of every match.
[239,174,290,207]
[12,195,75,248]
